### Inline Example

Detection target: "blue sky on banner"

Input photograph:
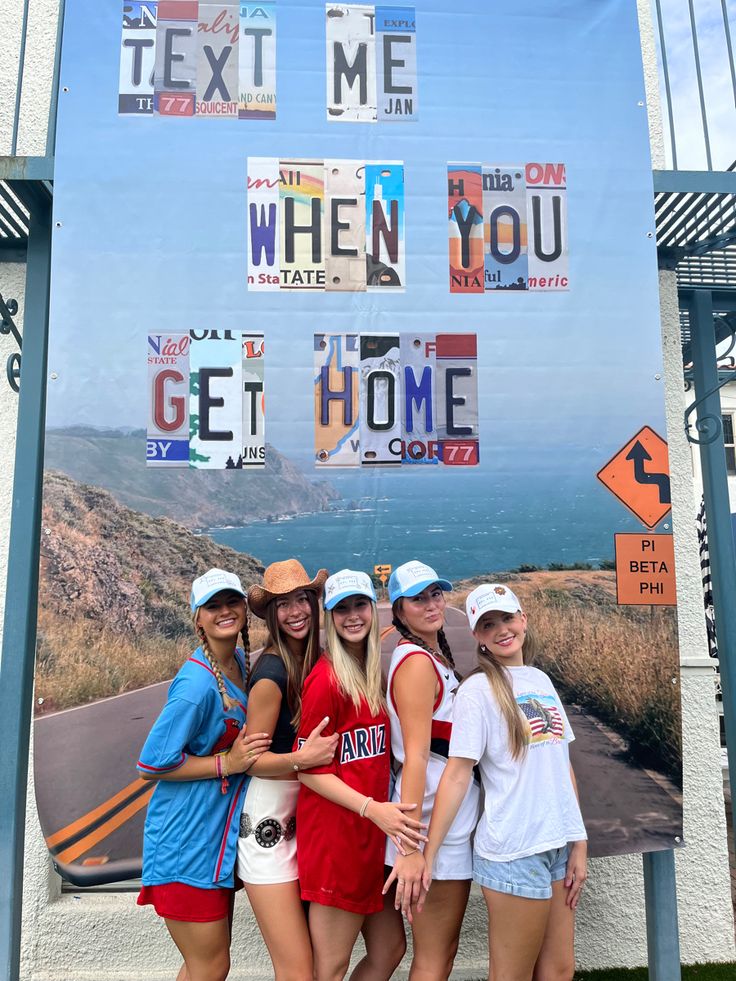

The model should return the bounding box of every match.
[48,0,664,472]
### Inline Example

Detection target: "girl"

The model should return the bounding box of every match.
[382,561,480,981]
[137,568,272,981]
[239,559,339,981]
[296,569,426,981]
[420,583,587,981]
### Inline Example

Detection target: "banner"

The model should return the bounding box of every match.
[39,0,682,884]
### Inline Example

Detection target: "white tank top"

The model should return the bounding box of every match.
[386,641,480,846]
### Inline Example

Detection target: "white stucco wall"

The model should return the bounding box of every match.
[1,0,734,976]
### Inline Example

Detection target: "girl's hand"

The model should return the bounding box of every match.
[227,730,272,773]
[365,801,427,849]
[382,850,426,923]
[296,716,340,769]
[564,840,588,908]
[416,849,435,914]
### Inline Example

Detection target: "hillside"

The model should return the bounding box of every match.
[36,471,269,712]
[44,428,338,529]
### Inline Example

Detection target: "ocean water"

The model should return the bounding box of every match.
[207,470,649,581]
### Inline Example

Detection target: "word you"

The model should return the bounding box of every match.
[326,4,417,122]
[448,162,568,293]
[147,331,265,469]
[119,1,276,118]
[248,157,405,291]
[314,332,479,468]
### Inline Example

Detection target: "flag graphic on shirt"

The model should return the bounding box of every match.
[517,694,564,744]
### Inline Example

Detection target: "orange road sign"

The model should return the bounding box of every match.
[597,426,672,529]
[614,534,676,605]
[374,563,392,584]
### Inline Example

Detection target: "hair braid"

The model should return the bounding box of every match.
[199,632,239,711]
[391,612,457,674]
[437,628,457,673]
[241,615,252,689]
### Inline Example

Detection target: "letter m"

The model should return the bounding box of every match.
[333,42,368,106]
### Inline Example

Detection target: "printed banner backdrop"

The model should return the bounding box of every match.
[37,0,683,884]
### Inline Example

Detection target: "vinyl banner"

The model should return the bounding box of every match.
[41,0,682,885]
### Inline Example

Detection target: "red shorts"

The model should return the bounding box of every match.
[137,882,233,922]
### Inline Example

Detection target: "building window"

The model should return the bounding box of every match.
[724,414,736,476]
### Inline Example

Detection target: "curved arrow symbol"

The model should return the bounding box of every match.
[625,441,671,504]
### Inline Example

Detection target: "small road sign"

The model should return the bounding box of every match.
[374,564,392,584]
[614,534,676,605]
[597,426,672,529]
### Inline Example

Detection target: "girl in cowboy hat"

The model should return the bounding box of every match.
[296,570,426,981]
[382,560,480,981]
[137,568,272,981]
[419,584,587,981]
[238,560,339,981]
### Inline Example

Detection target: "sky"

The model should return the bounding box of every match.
[46,0,668,479]
[653,0,736,170]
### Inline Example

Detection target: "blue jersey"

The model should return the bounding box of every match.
[137,648,249,889]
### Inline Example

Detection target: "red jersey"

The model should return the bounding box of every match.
[296,656,390,914]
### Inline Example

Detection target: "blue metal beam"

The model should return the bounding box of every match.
[0,158,54,183]
[0,196,51,981]
[688,289,736,835]
[654,171,736,194]
[643,851,681,981]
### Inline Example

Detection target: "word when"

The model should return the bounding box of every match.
[326,4,417,122]
[147,330,265,469]
[448,162,568,293]
[119,1,276,119]
[314,332,479,468]
[248,157,405,291]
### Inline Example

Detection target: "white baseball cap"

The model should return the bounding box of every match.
[388,561,452,604]
[324,569,377,610]
[191,569,246,612]
[466,583,523,630]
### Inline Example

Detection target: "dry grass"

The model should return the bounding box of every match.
[34,610,272,714]
[450,574,682,780]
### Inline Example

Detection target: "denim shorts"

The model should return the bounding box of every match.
[473,845,569,900]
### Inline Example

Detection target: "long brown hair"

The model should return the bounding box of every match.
[192,607,251,711]
[464,624,538,760]
[262,590,321,728]
[391,599,457,672]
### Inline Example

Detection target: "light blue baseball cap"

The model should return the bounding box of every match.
[388,561,452,604]
[191,568,246,612]
[324,569,377,610]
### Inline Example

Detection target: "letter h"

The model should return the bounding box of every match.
[320,365,355,426]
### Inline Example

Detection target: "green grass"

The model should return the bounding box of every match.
[470,967,735,981]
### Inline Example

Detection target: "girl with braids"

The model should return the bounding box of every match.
[420,584,587,981]
[296,570,425,981]
[382,561,480,981]
[137,569,272,981]
[238,560,339,981]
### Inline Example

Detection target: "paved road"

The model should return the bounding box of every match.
[34,604,682,882]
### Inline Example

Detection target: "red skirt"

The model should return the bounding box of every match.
[137,882,233,922]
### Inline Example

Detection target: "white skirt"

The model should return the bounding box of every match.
[237,776,299,885]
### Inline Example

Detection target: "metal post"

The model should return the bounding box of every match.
[689,288,736,819]
[643,851,681,981]
[0,193,51,981]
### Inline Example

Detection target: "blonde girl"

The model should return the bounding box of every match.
[238,560,339,981]
[137,568,272,981]
[296,570,426,981]
[382,561,480,981]
[420,584,587,981]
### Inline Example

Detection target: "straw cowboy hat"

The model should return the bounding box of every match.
[248,559,328,619]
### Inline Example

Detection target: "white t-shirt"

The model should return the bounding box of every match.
[449,666,587,862]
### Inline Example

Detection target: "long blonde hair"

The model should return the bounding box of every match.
[324,606,385,716]
[262,590,322,728]
[192,608,251,712]
[465,625,538,761]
